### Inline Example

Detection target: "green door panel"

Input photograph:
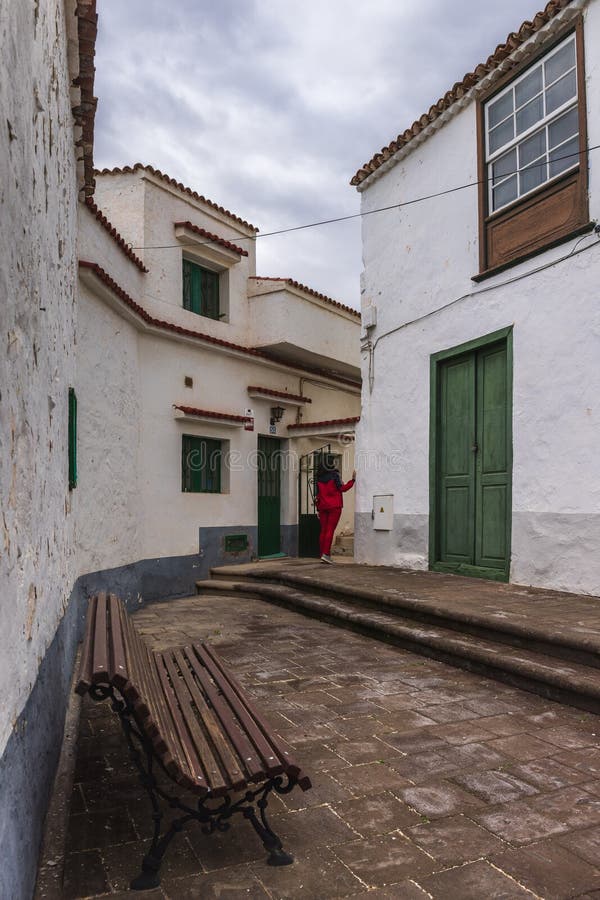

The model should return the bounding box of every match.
[258,436,282,557]
[439,354,475,564]
[434,335,512,580]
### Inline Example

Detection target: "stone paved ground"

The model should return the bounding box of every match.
[58,593,600,899]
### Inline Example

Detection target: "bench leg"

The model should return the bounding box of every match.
[242,786,294,866]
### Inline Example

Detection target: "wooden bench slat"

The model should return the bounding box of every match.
[108,593,129,689]
[91,592,109,684]
[185,646,266,782]
[76,595,98,694]
[193,644,284,780]
[172,648,244,793]
[119,608,181,781]
[155,653,207,792]
[202,643,311,790]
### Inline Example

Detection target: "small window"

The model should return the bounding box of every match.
[182,258,220,320]
[182,435,222,493]
[68,388,77,490]
[485,34,579,214]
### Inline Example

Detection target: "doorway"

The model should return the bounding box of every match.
[430,328,513,581]
[257,435,282,557]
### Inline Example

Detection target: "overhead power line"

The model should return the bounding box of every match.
[131,143,600,251]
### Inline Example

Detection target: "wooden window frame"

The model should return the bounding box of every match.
[182,434,222,494]
[475,18,589,279]
[182,257,222,321]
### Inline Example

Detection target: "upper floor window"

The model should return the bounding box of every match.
[485,34,578,214]
[476,21,588,278]
[182,258,220,320]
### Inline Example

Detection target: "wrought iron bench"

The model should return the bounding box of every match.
[76,593,311,890]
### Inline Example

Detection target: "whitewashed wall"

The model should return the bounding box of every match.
[356,0,600,594]
[0,0,78,755]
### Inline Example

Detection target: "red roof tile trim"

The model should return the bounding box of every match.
[85,198,148,271]
[288,416,360,430]
[73,1,98,198]
[78,261,361,389]
[174,405,251,423]
[95,164,258,232]
[351,0,576,187]
[247,386,312,403]
[174,221,248,257]
[250,277,361,319]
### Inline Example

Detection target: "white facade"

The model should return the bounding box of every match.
[77,169,360,593]
[0,0,79,760]
[354,0,600,594]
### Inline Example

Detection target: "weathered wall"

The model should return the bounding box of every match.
[0,1,80,896]
[355,0,600,594]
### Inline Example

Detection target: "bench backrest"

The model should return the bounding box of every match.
[76,593,310,797]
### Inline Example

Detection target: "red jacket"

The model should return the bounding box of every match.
[316,474,355,511]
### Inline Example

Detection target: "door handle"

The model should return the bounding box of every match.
[471,443,479,453]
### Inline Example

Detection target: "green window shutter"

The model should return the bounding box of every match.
[182,259,220,319]
[68,387,77,490]
[182,435,222,493]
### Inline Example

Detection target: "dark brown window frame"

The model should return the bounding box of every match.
[475,17,589,280]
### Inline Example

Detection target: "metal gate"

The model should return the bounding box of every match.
[298,444,330,557]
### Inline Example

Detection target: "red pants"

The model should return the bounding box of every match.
[318,508,342,556]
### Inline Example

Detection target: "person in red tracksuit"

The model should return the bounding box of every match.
[315,456,356,563]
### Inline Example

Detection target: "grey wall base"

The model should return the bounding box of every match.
[354,512,429,569]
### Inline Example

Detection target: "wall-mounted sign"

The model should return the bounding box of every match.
[244,408,255,431]
[269,424,277,434]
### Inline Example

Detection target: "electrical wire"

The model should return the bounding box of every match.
[363,227,600,393]
[130,143,600,252]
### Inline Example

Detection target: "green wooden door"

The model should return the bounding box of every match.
[434,338,511,580]
[258,436,282,557]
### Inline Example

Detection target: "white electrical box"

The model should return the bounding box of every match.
[362,305,377,329]
[373,494,393,530]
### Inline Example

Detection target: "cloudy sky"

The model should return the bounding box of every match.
[94,0,547,309]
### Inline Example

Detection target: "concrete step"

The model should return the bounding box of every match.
[196,575,600,714]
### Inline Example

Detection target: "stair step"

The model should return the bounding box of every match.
[196,577,600,714]
[223,568,600,671]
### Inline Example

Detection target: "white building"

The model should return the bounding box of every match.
[353,0,600,594]
[77,165,360,600]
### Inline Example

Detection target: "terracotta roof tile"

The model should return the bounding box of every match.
[173,405,250,423]
[351,0,576,187]
[247,386,312,403]
[174,221,249,256]
[78,261,361,389]
[288,416,360,430]
[85,198,148,271]
[95,164,258,232]
[249,277,361,319]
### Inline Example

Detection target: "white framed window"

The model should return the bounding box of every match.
[485,34,579,214]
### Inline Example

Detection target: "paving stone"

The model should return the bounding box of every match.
[557,823,600,865]
[529,784,600,830]
[473,798,571,844]
[62,850,110,899]
[378,728,447,755]
[328,739,401,766]
[373,710,438,733]
[331,762,412,796]
[280,771,354,810]
[162,865,268,898]
[452,769,539,804]
[413,702,479,724]
[508,757,589,790]
[249,846,362,898]
[491,839,600,898]
[485,733,559,761]
[334,833,436,887]
[389,750,460,782]
[66,810,138,852]
[398,779,485,819]
[476,713,532,735]
[535,724,600,750]
[417,858,536,898]
[434,720,497,745]
[101,836,202,890]
[554,747,600,778]
[406,815,507,865]
[186,817,267,870]
[333,791,422,837]
[272,805,359,851]
[345,881,430,899]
